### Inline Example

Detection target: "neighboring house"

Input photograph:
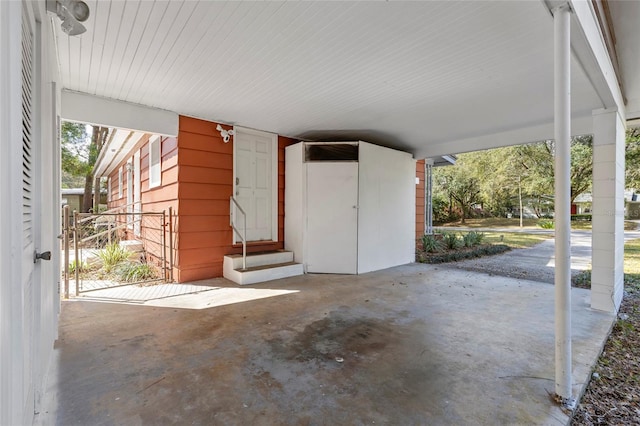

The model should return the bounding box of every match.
[61,187,107,213]
[574,190,640,219]
[96,117,427,283]
[510,196,555,218]
[573,192,593,215]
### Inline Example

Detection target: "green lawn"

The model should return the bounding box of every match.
[437,217,638,231]
[574,238,640,288]
[481,232,552,249]
[624,238,640,275]
[438,218,539,229]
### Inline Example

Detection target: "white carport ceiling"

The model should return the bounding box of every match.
[608,0,640,121]
[54,1,627,157]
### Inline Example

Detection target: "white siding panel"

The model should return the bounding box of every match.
[357,143,415,274]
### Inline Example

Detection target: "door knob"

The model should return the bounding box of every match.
[34,251,52,263]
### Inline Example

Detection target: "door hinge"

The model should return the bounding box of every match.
[236,177,239,185]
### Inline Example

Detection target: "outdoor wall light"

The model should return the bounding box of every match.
[47,0,90,36]
[216,124,235,143]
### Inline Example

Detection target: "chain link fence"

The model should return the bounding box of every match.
[62,204,173,295]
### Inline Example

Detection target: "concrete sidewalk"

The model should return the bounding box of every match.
[37,264,613,425]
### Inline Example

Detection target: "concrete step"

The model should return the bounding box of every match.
[225,250,294,270]
[223,251,304,285]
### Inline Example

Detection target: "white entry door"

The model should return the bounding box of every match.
[306,162,359,274]
[234,128,277,242]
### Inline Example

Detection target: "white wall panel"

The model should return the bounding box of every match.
[285,141,414,275]
[284,143,304,265]
[358,143,415,274]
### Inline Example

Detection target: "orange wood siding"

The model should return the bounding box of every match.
[141,136,179,276]
[173,116,232,282]
[173,116,297,282]
[105,134,179,278]
[416,159,425,238]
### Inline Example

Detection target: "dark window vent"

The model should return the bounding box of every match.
[304,143,358,162]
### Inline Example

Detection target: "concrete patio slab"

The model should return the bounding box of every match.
[37,263,614,425]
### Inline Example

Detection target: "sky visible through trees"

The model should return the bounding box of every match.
[433,130,640,223]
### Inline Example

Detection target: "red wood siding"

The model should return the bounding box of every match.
[173,116,296,282]
[416,159,425,238]
[174,116,231,282]
[142,136,179,278]
[105,134,179,278]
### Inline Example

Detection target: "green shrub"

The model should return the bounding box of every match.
[571,214,592,221]
[442,232,461,250]
[421,234,441,253]
[97,243,130,273]
[419,244,510,264]
[115,262,157,283]
[572,270,591,289]
[462,231,485,247]
[538,220,555,229]
[68,260,87,274]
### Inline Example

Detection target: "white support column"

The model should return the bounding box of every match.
[591,108,625,313]
[425,159,434,235]
[553,4,573,404]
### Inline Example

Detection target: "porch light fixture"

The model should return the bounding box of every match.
[46,0,90,36]
[216,124,235,143]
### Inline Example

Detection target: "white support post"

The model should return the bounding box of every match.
[591,108,625,313]
[553,4,573,405]
[425,159,434,235]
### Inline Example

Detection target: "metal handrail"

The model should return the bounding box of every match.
[76,201,141,224]
[230,196,247,270]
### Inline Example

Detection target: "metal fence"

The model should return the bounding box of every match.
[62,204,174,295]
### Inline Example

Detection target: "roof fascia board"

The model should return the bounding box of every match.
[415,115,593,159]
[565,0,626,119]
[94,130,146,178]
[61,90,178,137]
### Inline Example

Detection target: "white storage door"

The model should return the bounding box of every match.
[357,142,415,273]
[306,162,358,274]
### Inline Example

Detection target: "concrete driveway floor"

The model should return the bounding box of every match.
[40,264,614,425]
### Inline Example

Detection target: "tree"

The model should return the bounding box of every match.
[435,161,483,224]
[431,136,593,223]
[568,135,593,203]
[61,121,109,212]
[61,121,88,187]
[512,137,592,205]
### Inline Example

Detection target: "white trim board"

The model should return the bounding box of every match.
[61,90,179,137]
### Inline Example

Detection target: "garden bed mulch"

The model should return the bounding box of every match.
[416,243,510,264]
[571,276,640,425]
